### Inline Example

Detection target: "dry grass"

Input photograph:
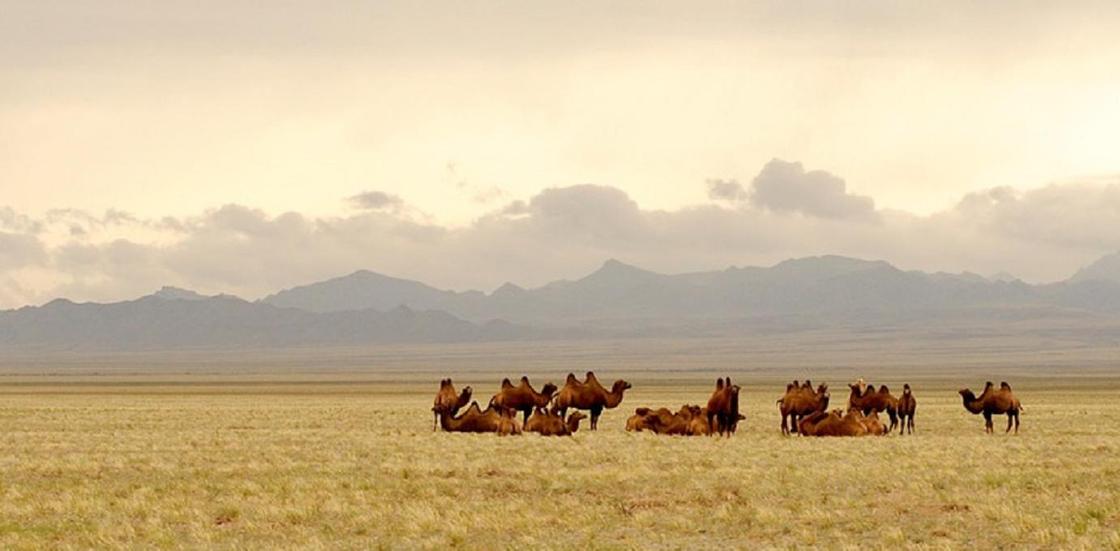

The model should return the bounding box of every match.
[1,372,1119,549]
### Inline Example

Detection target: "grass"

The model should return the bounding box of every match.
[0,338,1118,548]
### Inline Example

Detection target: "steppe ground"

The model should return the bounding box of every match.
[1,333,1119,549]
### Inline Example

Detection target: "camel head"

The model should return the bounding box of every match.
[440,378,451,388]
[959,388,975,400]
[903,383,911,395]
[568,411,587,424]
[819,391,831,411]
[540,382,558,397]
[612,380,633,393]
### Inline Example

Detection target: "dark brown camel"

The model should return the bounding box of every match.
[525,407,587,436]
[896,384,916,435]
[777,381,830,435]
[705,377,742,437]
[438,401,521,435]
[490,376,558,426]
[847,383,899,433]
[798,409,869,437]
[432,378,472,431]
[960,381,1022,434]
[552,371,631,430]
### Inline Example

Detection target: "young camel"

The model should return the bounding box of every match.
[490,376,559,426]
[896,384,916,435]
[432,378,472,431]
[552,371,632,430]
[960,381,1022,434]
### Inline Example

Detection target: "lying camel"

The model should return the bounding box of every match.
[859,410,887,436]
[687,406,712,436]
[847,383,899,433]
[798,409,869,437]
[438,401,521,435]
[626,405,717,436]
[432,378,472,431]
[960,381,1022,434]
[896,384,916,435]
[552,371,631,430]
[706,377,742,437]
[777,381,830,435]
[490,376,558,426]
[525,407,587,436]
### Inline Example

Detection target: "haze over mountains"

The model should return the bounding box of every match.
[3,254,1120,352]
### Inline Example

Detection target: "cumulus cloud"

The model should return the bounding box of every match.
[706,179,747,202]
[1,161,1119,309]
[749,159,878,221]
[347,190,404,212]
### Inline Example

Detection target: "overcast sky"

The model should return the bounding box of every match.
[2,2,1120,307]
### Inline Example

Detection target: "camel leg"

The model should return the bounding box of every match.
[590,406,603,431]
[983,411,993,434]
[433,412,437,432]
[780,413,789,436]
[522,409,531,427]
[1013,411,1020,434]
[791,414,800,435]
[888,410,898,433]
[910,414,915,434]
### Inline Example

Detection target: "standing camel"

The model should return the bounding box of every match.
[960,381,1022,434]
[777,381,830,435]
[432,378,472,431]
[706,377,742,437]
[489,376,558,426]
[551,371,631,430]
[896,384,916,435]
[847,383,899,433]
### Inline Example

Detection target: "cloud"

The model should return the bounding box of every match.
[706,179,747,202]
[347,190,404,212]
[2,161,1120,309]
[749,159,878,221]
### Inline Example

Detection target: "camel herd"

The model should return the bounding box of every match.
[431,374,1024,437]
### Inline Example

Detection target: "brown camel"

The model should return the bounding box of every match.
[490,376,558,426]
[859,410,887,435]
[960,381,1022,434]
[438,401,521,435]
[432,378,472,431]
[706,377,742,437]
[626,407,659,432]
[847,383,899,433]
[896,384,916,435]
[687,406,711,436]
[525,407,587,436]
[625,405,711,436]
[798,409,869,437]
[777,381,830,435]
[552,371,632,430]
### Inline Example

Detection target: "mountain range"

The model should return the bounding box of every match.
[3,253,1120,351]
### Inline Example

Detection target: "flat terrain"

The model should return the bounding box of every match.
[1,337,1118,549]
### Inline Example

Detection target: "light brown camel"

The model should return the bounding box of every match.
[777,381,830,435]
[859,410,887,435]
[625,405,710,436]
[432,378,472,431]
[626,407,658,432]
[960,381,1022,434]
[687,406,711,436]
[490,376,558,426]
[552,371,631,430]
[525,407,587,436]
[438,401,521,435]
[706,377,742,437]
[847,383,899,433]
[798,409,869,437]
[896,384,916,435]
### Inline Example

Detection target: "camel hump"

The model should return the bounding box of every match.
[565,373,578,385]
[635,407,651,416]
[724,376,732,387]
[786,383,794,392]
[878,385,890,394]
[585,371,597,381]
[501,378,513,389]
[716,378,725,390]
[1000,381,1012,390]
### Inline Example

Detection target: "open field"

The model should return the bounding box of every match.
[1,338,1119,549]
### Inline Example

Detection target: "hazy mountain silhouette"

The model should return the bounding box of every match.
[4,254,1120,351]
[1070,251,1120,285]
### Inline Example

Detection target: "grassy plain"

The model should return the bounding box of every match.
[1,336,1119,549]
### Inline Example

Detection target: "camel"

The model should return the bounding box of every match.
[777,381,830,435]
[525,407,587,436]
[438,401,521,435]
[798,409,869,437]
[960,381,1022,434]
[896,384,916,435]
[847,383,899,433]
[432,378,472,431]
[687,406,711,436]
[859,410,888,435]
[490,376,558,426]
[552,371,632,430]
[706,377,742,437]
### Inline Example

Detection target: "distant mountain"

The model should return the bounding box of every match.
[1070,251,1120,285]
[6,254,1120,352]
[0,292,529,352]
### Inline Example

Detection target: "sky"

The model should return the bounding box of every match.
[2,1,1120,308]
